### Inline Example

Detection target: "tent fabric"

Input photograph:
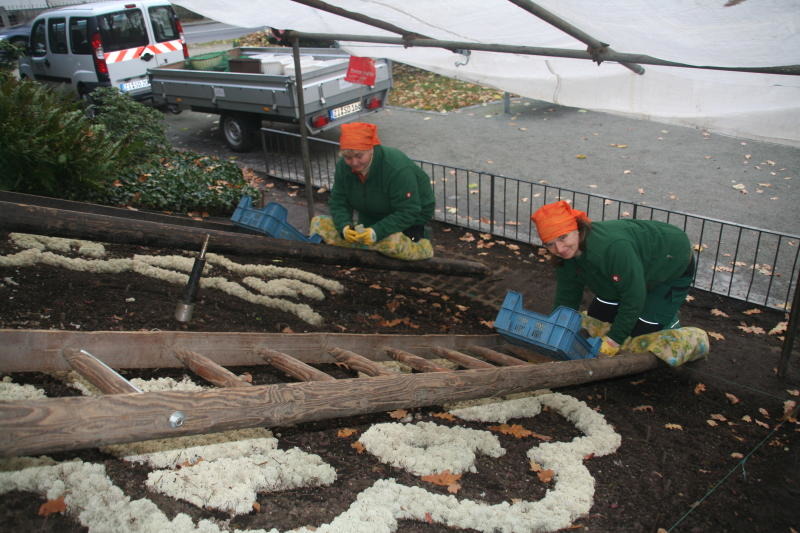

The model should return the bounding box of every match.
[175,0,800,146]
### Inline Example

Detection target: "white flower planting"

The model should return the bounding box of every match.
[359,421,505,475]
[1,233,343,325]
[147,449,337,515]
[0,376,47,401]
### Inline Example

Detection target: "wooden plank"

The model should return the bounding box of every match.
[258,348,336,382]
[62,348,142,395]
[0,352,661,457]
[431,346,495,369]
[0,200,489,277]
[329,347,395,376]
[0,330,503,372]
[174,349,252,388]
[386,347,451,372]
[467,345,529,366]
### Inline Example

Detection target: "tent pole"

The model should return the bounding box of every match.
[291,36,316,222]
[283,31,800,76]
[506,0,644,74]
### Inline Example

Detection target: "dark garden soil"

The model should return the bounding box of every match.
[1,200,799,532]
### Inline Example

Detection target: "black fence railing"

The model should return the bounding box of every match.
[260,127,799,312]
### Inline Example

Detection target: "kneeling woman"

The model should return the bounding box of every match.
[532,201,695,356]
[311,122,435,261]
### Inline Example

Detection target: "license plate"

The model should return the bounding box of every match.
[119,78,150,93]
[329,101,362,120]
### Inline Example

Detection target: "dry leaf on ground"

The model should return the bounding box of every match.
[337,428,358,438]
[38,495,66,516]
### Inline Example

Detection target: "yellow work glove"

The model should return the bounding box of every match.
[343,225,360,243]
[355,227,377,245]
[598,336,620,356]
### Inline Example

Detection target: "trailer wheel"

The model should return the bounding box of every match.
[221,114,259,152]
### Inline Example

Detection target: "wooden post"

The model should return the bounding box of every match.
[430,346,495,369]
[385,347,451,372]
[63,348,141,395]
[174,349,252,388]
[330,347,395,376]
[0,352,662,457]
[258,348,336,381]
[467,345,529,366]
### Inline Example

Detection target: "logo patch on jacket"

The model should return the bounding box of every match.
[611,274,621,282]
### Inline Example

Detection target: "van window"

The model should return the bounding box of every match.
[148,6,179,43]
[30,19,47,57]
[48,18,68,54]
[69,17,91,55]
[97,9,147,52]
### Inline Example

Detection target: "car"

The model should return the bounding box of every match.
[0,23,31,62]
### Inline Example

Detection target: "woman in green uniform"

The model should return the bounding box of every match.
[311,122,436,260]
[531,200,695,356]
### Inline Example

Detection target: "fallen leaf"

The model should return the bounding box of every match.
[725,392,741,405]
[388,409,408,419]
[788,389,799,397]
[488,423,534,438]
[38,495,66,516]
[737,323,766,335]
[424,512,434,524]
[351,441,366,454]
[708,331,725,341]
[239,372,253,383]
[782,400,797,422]
[742,308,762,315]
[710,413,728,422]
[252,501,261,512]
[755,419,770,429]
[730,452,744,459]
[537,469,555,483]
[664,423,683,430]
[710,308,729,317]
[769,321,788,336]
[432,412,457,421]
[694,383,707,395]
[421,470,462,494]
[741,415,753,422]
[575,154,587,159]
[633,405,654,412]
[337,428,358,438]
[706,420,718,427]
[459,233,476,242]
[758,407,770,418]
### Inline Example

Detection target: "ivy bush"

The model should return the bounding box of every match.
[104,150,258,215]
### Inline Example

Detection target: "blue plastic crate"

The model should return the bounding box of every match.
[231,197,322,243]
[493,291,600,360]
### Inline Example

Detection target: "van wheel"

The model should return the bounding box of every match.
[221,114,259,152]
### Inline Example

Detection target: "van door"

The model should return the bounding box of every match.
[25,18,60,89]
[96,7,152,98]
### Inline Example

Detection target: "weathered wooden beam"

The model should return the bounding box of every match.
[0,200,489,277]
[431,346,495,369]
[501,344,557,364]
[467,345,529,366]
[174,349,252,388]
[329,347,395,376]
[259,348,336,381]
[386,347,451,372]
[0,330,503,372]
[0,352,661,457]
[62,348,141,395]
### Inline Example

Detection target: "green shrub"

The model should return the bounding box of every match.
[0,76,133,198]
[88,86,169,162]
[103,150,258,215]
[0,40,25,71]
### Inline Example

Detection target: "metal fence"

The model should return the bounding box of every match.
[260,127,799,312]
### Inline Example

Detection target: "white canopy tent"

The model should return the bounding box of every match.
[175,0,800,147]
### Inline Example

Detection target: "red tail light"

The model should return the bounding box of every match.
[175,19,189,58]
[90,31,109,77]
[312,115,330,129]
[365,96,383,110]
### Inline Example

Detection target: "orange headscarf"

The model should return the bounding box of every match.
[531,200,591,243]
[339,122,381,151]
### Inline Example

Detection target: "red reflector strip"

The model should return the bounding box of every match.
[105,40,183,63]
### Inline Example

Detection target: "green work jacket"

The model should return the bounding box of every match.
[329,145,435,241]
[554,219,692,344]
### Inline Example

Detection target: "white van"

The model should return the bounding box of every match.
[18,0,188,101]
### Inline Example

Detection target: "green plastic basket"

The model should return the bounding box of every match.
[187,51,228,71]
